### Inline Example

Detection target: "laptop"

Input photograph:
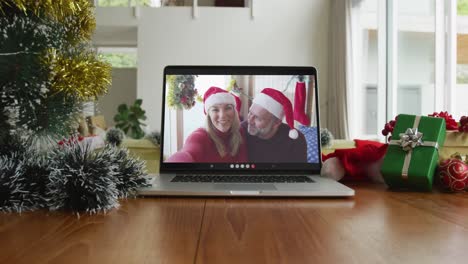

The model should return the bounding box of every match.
[138,66,354,197]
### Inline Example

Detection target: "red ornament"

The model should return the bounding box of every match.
[460,116,468,132]
[381,117,397,140]
[439,158,468,192]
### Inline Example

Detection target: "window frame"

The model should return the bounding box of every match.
[352,0,462,140]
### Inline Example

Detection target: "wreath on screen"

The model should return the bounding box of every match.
[167,75,199,110]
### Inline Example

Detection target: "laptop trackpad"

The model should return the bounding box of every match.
[214,184,277,191]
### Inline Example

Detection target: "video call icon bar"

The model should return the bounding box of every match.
[229,164,255,169]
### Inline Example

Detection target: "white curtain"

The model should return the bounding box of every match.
[326,0,353,139]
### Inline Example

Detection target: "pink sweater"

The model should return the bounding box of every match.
[166,128,248,163]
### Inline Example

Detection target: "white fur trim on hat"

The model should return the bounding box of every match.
[252,93,285,119]
[204,92,236,113]
[289,129,298,139]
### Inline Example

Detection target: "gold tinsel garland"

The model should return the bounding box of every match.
[45,49,112,101]
[0,0,95,43]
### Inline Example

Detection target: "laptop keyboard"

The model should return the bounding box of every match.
[171,175,314,183]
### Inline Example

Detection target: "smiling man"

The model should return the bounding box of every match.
[241,88,307,163]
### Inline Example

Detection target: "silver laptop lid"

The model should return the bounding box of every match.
[160,66,321,175]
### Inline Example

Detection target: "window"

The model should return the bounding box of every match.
[97,47,137,68]
[350,0,466,140]
[395,0,436,117]
[96,0,156,7]
[456,0,468,118]
[349,0,384,139]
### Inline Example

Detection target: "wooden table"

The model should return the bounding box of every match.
[1,183,468,264]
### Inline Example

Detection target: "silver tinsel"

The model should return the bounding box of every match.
[46,141,119,214]
[18,151,50,209]
[101,146,150,199]
[0,152,45,213]
[320,128,334,148]
[0,139,149,214]
[105,127,125,146]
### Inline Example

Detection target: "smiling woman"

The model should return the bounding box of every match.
[208,104,236,133]
[166,87,248,163]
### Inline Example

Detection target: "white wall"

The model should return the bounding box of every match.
[93,7,138,46]
[138,0,330,132]
[97,68,137,127]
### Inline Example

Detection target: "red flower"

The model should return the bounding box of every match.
[429,111,458,130]
[180,97,187,104]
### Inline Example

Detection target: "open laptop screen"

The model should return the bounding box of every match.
[161,66,321,173]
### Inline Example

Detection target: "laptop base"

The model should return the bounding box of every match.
[138,175,355,197]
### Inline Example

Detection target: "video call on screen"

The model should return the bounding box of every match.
[163,74,319,164]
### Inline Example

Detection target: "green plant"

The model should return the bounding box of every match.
[113,99,147,139]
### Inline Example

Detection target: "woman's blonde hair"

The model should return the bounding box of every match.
[206,106,242,157]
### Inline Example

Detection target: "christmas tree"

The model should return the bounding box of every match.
[0,0,111,147]
[0,1,149,213]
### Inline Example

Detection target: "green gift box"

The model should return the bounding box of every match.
[381,114,446,191]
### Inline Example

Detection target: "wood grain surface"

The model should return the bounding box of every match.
[0,198,205,264]
[196,184,468,264]
[1,184,468,264]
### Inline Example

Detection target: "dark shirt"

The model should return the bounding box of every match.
[241,121,307,163]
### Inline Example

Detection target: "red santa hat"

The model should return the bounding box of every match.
[252,88,299,139]
[203,86,241,114]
